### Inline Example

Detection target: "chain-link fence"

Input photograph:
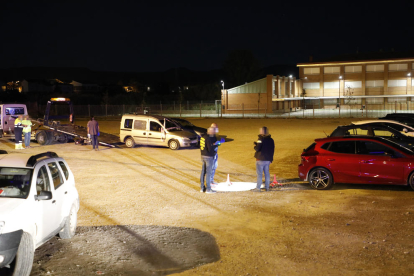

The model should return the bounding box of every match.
[25,100,414,119]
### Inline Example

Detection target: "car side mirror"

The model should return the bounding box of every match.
[35,191,52,201]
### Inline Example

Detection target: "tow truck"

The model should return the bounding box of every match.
[0,98,119,148]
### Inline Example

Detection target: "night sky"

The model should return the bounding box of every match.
[1,1,414,72]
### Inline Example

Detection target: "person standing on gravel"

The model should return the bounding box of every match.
[253,126,275,192]
[14,115,24,150]
[87,116,100,151]
[200,127,219,194]
[210,123,219,186]
[22,115,33,148]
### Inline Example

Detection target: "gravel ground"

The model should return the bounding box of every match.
[1,118,414,275]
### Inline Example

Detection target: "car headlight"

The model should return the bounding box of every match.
[0,221,5,235]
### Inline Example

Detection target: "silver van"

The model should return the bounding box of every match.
[120,115,198,150]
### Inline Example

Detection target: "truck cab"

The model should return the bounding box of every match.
[120,115,198,150]
[0,104,28,138]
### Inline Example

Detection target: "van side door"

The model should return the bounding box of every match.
[132,118,148,145]
[147,120,166,146]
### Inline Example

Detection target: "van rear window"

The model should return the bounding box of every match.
[124,119,133,129]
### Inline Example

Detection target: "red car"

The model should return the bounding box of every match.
[298,136,414,190]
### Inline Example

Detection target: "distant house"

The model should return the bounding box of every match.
[0,80,5,92]
[21,79,54,93]
[71,80,99,93]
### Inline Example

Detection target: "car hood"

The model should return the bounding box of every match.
[167,130,197,139]
[0,198,24,217]
[192,126,207,134]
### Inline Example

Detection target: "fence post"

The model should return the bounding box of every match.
[313,107,315,118]
[200,102,202,117]
[339,105,341,118]
[160,102,163,116]
[180,103,182,118]
[265,108,267,118]
[242,103,244,118]
[88,104,90,118]
[395,101,397,113]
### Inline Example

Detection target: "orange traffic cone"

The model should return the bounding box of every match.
[225,174,233,186]
[270,174,280,187]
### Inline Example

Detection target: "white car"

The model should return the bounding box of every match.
[0,151,79,276]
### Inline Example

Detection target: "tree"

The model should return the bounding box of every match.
[223,49,261,87]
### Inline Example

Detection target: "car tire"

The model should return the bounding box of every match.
[57,134,68,143]
[308,167,333,190]
[36,131,48,145]
[168,139,180,150]
[408,172,414,190]
[45,131,54,145]
[59,204,77,239]
[10,232,34,276]
[125,137,135,148]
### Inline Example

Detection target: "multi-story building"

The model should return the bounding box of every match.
[297,56,414,108]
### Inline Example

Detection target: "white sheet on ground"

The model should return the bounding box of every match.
[213,182,264,192]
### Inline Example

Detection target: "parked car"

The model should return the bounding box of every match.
[379,113,414,127]
[352,120,414,133]
[120,115,198,150]
[0,151,79,276]
[170,118,207,139]
[330,123,414,149]
[298,136,414,190]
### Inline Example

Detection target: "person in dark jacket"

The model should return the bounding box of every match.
[200,127,219,194]
[253,126,275,192]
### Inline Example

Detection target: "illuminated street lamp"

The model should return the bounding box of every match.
[221,80,224,90]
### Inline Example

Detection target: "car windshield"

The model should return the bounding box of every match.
[379,138,414,155]
[174,119,193,127]
[0,168,32,199]
[164,119,180,131]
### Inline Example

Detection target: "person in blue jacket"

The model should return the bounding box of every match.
[200,127,219,194]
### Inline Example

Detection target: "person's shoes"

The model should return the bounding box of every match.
[200,188,205,193]
[96,148,99,151]
[252,188,261,192]
[206,189,217,194]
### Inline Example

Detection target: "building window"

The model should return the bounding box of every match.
[323,67,340,74]
[303,68,320,75]
[366,65,384,72]
[389,64,408,71]
[388,80,406,87]
[345,81,362,88]
[345,66,362,73]
[366,80,384,88]
[323,82,339,89]
[303,82,320,89]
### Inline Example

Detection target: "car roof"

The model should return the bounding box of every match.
[315,135,389,143]
[122,114,168,121]
[352,120,414,130]
[0,152,59,168]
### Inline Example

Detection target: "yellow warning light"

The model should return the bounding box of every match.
[51,98,70,102]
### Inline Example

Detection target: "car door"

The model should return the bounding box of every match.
[34,163,60,243]
[321,141,362,183]
[357,140,405,184]
[132,118,148,145]
[147,120,166,146]
[47,161,66,227]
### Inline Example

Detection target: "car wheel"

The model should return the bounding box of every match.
[125,137,135,148]
[45,131,54,145]
[57,134,68,143]
[9,232,34,276]
[168,139,180,150]
[59,204,77,239]
[36,131,48,145]
[308,167,333,190]
[408,172,414,190]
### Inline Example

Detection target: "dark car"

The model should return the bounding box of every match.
[379,113,414,127]
[171,118,207,138]
[298,136,414,190]
[330,123,414,149]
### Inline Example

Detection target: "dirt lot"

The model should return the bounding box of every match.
[2,118,414,275]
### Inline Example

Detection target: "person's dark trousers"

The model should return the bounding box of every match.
[91,135,99,149]
[256,160,271,190]
[201,156,214,191]
[210,154,218,183]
